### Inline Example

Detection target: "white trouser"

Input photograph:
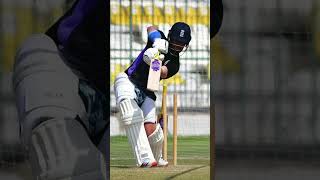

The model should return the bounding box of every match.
[114,72,156,123]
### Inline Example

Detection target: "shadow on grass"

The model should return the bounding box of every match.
[165,165,208,180]
[110,165,133,168]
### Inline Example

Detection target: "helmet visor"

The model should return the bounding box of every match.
[169,40,187,53]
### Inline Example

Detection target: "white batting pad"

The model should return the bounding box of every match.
[114,73,135,105]
[30,118,107,180]
[148,124,164,162]
[119,99,156,167]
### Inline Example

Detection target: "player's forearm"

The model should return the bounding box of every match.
[160,66,168,79]
[147,26,163,44]
[147,26,158,33]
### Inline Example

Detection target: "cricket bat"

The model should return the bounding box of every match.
[147,54,162,91]
[157,80,167,127]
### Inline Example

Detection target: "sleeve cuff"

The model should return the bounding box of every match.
[148,30,162,43]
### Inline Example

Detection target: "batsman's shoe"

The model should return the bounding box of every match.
[140,159,158,168]
[157,158,169,167]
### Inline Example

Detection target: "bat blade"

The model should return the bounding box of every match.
[147,58,162,92]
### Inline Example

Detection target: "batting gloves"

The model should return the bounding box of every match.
[153,38,168,54]
[143,48,165,65]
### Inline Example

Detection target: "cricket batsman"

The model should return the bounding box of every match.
[114,22,191,167]
[12,0,108,179]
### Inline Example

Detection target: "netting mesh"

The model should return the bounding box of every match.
[214,0,320,158]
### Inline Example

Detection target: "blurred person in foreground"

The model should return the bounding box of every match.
[12,0,109,179]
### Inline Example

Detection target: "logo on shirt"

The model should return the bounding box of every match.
[180,30,185,37]
[151,60,161,71]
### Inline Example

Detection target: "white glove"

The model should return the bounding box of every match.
[152,38,168,54]
[143,48,165,65]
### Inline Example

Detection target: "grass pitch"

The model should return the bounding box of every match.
[110,136,210,180]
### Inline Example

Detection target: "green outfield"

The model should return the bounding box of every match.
[110,136,210,180]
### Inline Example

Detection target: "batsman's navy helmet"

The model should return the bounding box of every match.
[168,22,191,45]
